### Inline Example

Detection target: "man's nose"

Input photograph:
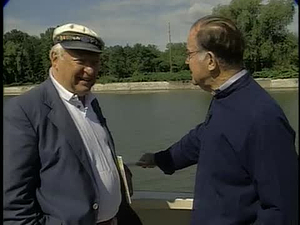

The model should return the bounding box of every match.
[84,66,95,74]
[185,57,189,65]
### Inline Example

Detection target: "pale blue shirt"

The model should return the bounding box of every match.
[49,69,121,222]
[212,69,248,95]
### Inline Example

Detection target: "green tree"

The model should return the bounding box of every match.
[131,44,161,73]
[26,36,44,83]
[167,43,188,72]
[212,0,298,72]
[3,30,34,84]
[39,27,55,81]
[107,45,129,78]
[3,41,22,84]
[158,43,188,73]
[98,47,110,78]
[3,29,46,84]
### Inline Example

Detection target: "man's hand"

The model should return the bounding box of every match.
[136,153,156,168]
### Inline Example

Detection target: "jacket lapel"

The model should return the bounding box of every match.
[42,79,96,184]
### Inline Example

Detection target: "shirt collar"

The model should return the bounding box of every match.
[49,68,96,104]
[211,69,248,95]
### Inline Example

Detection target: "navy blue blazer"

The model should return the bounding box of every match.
[3,78,142,225]
[155,73,298,225]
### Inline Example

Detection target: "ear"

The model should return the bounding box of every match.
[206,51,217,71]
[50,51,59,69]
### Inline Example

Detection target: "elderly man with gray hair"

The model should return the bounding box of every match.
[4,23,142,225]
[137,15,298,225]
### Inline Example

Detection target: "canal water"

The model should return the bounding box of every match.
[3,88,298,192]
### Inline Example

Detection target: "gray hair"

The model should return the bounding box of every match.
[49,43,65,59]
[191,15,244,68]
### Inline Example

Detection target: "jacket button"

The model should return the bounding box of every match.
[93,203,99,210]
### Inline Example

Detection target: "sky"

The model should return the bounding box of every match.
[3,0,299,51]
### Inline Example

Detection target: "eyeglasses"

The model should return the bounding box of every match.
[186,50,202,62]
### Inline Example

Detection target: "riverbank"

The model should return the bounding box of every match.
[3,78,298,95]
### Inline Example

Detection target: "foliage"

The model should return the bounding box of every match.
[212,0,298,72]
[3,0,298,85]
[39,28,55,80]
[3,28,54,85]
[253,65,299,78]
[97,71,191,83]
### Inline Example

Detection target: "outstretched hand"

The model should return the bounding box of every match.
[136,153,156,168]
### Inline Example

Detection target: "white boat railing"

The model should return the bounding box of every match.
[131,191,193,225]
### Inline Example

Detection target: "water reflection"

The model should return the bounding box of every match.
[3,89,298,192]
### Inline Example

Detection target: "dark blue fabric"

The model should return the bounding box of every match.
[155,73,298,225]
[3,0,9,7]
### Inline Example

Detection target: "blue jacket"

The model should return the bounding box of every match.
[155,73,298,225]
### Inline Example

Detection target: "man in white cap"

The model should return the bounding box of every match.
[4,23,142,225]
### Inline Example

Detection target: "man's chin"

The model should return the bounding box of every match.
[191,78,198,86]
[76,86,92,96]
[198,82,212,92]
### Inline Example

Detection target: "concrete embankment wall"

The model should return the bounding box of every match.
[3,78,298,95]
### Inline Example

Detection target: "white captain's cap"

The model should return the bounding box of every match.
[53,23,104,53]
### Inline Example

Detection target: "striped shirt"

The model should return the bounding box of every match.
[49,70,121,222]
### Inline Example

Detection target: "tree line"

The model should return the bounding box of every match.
[3,0,298,85]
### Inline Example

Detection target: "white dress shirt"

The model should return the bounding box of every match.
[49,70,121,222]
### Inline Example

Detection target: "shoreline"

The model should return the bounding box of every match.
[3,78,298,96]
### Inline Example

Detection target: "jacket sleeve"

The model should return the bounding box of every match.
[243,109,298,225]
[3,100,43,224]
[155,123,204,175]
